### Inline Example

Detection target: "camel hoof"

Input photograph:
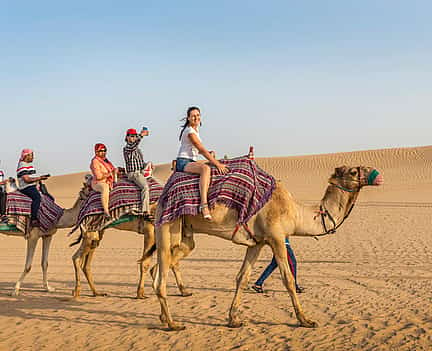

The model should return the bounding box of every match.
[93,292,108,297]
[180,290,193,297]
[228,320,243,328]
[167,323,186,331]
[301,319,318,328]
[10,289,20,297]
[136,294,150,299]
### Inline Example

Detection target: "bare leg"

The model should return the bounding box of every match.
[153,223,185,330]
[228,243,264,327]
[41,235,55,292]
[184,162,211,217]
[271,238,317,328]
[12,230,39,296]
[136,230,156,299]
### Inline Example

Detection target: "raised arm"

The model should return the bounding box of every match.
[124,134,143,152]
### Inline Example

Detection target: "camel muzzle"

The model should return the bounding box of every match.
[368,169,383,186]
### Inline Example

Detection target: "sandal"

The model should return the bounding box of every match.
[143,212,155,223]
[199,203,212,221]
[30,219,40,228]
[251,284,264,293]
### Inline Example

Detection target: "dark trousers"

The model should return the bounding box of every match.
[20,185,41,220]
[0,188,5,215]
[255,241,299,288]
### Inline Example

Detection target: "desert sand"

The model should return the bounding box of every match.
[1,146,432,351]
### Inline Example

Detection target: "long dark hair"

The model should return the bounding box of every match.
[179,106,201,141]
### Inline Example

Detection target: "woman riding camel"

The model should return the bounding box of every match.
[90,143,117,220]
[176,106,229,220]
[16,149,50,227]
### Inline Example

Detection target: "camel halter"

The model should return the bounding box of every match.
[312,166,369,240]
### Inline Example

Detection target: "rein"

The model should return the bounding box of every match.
[312,167,363,240]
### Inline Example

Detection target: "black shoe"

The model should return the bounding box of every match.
[251,284,264,293]
[296,286,305,293]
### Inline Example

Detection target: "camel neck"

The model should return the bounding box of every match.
[293,184,357,237]
[56,192,86,228]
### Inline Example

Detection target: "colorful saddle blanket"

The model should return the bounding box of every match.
[74,177,163,232]
[5,191,64,234]
[156,156,276,226]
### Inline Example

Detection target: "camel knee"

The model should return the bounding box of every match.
[24,266,32,273]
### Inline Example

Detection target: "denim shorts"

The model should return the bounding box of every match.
[176,157,195,172]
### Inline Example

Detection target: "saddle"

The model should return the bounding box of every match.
[156,156,276,228]
[4,188,64,235]
[72,176,163,233]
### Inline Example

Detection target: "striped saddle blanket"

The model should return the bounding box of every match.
[75,177,163,231]
[156,156,276,226]
[5,191,64,234]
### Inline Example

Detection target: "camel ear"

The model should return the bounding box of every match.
[335,166,347,177]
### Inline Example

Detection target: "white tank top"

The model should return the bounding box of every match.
[177,126,200,161]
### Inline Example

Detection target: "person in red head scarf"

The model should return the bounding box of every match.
[16,149,50,227]
[90,143,117,219]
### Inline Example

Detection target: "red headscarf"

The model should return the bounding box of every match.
[20,148,34,161]
[93,143,115,186]
[94,143,106,154]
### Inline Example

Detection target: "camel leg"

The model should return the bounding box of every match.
[12,230,39,296]
[41,235,55,292]
[270,238,317,328]
[82,241,107,297]
[170,234,195,297]
[153,223,185,331]
[136,233,156,299]
[150,231,195,297]
[72,232,93,298]
[228,243,264,327]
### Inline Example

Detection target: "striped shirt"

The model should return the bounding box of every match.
[123,135,146,173]
[17,161,37,190]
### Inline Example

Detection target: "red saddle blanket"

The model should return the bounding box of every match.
[6,191,64,234]
[156,156,276,226]
[75,177,163,231]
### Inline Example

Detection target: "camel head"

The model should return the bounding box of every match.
[79,176,93,201]
[329,166,384,192]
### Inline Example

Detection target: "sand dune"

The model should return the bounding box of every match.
[1,146,432,350]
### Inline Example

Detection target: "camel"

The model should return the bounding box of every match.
[71,183,192,299]
[153,165,384,330]
[0,180,91,296]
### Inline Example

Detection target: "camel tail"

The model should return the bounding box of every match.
[137,243,157,263]
[69,230,83,247]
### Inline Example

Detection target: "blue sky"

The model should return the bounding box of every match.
[1,1,431,175]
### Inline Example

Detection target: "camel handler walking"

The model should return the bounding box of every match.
[123,127,153,221]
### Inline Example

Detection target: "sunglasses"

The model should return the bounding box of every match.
[127,134,137,137]
[98,149,107,152]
